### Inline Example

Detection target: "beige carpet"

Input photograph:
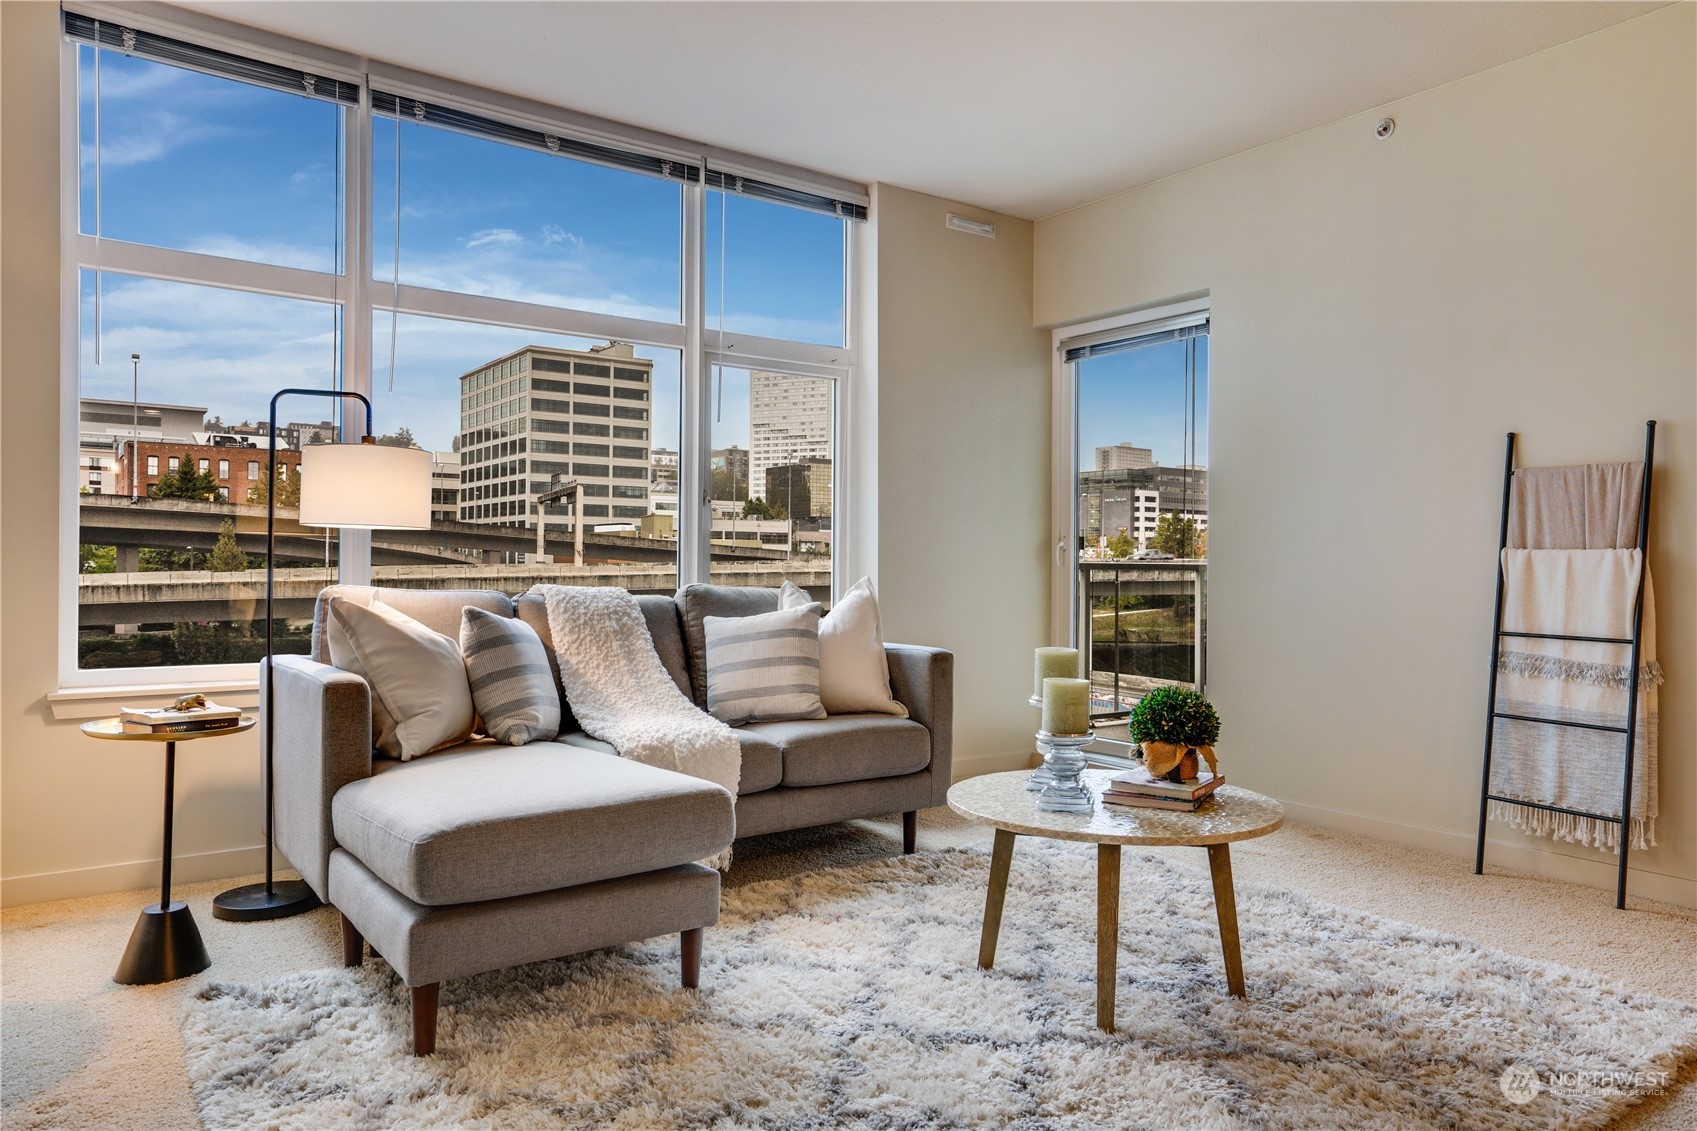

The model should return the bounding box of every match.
[4,810,1695,1129]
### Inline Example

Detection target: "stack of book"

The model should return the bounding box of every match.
[1101,763,1223,811]
[120,699,242,734]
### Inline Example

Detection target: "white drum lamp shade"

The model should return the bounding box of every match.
[299,442,433,530]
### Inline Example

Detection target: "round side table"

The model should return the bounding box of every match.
[81,716,256,985]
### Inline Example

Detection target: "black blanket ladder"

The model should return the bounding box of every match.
[1474,421,1656,910]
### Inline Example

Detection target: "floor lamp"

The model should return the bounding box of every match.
[214,388,432,921]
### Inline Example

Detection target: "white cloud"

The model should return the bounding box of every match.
[541,224,584,251]
[464,228,525,250]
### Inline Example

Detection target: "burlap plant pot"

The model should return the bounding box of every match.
[1140,740,1218,782]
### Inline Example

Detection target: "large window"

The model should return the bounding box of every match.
[61,13,862,683]
[1056,305,1209,758]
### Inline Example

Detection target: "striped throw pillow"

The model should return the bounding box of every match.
[703,604,827,725]
[459,606,561,745]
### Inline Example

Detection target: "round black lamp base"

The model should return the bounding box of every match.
[115,901,211,985]
[213,880,321,922]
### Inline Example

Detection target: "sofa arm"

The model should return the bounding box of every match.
[885,644,954,807]
[268,654,373,902]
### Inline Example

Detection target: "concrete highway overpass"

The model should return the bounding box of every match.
[78,561,832,628]
[78,495,789,568]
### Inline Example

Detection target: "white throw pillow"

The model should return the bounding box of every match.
[780,577,907,717]
[703,604,827,725]
[325,596,476,760]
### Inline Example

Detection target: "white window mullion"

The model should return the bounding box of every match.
[73,235,340,304]
[340,87,374,585]
[679,174,710,587]
[373,281,689,353]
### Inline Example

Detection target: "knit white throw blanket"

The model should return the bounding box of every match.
[535,584,741,869]
[1491,549,1660,852]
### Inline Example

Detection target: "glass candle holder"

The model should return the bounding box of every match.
[1035,729,1095,812]
[1026,694,1055,790]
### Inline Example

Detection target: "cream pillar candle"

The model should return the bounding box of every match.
[1033,647,1080,698]
[1041,677,1091,735]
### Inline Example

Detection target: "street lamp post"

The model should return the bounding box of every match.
[130,353,141,496]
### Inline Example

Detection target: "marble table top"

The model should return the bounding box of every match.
[948,769,1285,847]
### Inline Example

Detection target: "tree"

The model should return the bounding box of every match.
[208,518,248,572]
[79,544,116,573]
[376,427,419,448]
[149,453,221,501]
[1105,531,1136,559]
[1150,512,1200,559]
[741,497,787,521]
[711,465,748,502]
[247,464,301,507]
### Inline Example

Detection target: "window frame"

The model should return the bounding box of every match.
[56,13,860,691]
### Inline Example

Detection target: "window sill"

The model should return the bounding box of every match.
[47,679,261,722]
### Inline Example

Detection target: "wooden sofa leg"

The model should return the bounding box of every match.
[411,983,439,1056]
[903,810,918,855]
[681,927,702,990]
[340,914,364,967]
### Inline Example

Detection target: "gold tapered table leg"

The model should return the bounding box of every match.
[1097,842,1121,1032]
[1207,842,1246,997]
[978,829,1016,969]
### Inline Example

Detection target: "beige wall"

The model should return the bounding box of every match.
[862,185,1052,779]
[1035,5,1696,904]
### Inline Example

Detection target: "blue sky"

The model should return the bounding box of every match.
[1076,336,1209,472]
[77,47,845,454]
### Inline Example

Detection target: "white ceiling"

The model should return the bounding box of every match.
[177,1,1664,220]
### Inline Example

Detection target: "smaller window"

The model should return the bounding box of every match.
[198,459,211,474]
[611,465,647,480]
[612,445,646,461]
[613,367,647,384]
[146,455,159,475]
[218,459,230,479]
[168,457,180,473]
[612,406,648,421]
[575,362,611,378]
[573,443,610,457]
[532,357,572,374]
[576,402,611,418]
[573,463,611,477]
[573,383,610,397]
[248,460,259,478]
[574,422,610,437]
[582,504,610,517]
[612,485,648,499]
[613,387,647,402]
[612,426,647,441]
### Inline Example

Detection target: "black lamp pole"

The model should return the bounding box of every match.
[213,388,374,922]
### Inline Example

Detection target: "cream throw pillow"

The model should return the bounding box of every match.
[780,577,907,717]
[326,597,476,760]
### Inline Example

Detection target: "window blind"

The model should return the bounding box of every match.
[1062,315,1209,363]
[705,170,868,223]
[372,90,702,185]
[64,11,360,105]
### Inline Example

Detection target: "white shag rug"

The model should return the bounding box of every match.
[183,843,1697,1130]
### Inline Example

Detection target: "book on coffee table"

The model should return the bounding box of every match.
[1099,792,1210,812]
[1107,764,1223,801]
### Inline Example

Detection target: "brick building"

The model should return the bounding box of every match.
[114,439,301,503]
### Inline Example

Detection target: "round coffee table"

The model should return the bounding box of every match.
[948,768,1284,1032]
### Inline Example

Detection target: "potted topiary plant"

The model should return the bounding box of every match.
[1129,686,1220,783]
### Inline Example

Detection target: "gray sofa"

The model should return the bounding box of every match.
[269,582,953,1054]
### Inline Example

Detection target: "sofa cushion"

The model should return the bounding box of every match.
[330,742,734,906]
[780,577,908,717]
[703,605,827,725]
[558,728,783,796]
[740,715,932,788]
[312,585,513,664]
[460,607,560,745]
[326,597,476,761]
[677,584,780,706]
[513,592,691,736]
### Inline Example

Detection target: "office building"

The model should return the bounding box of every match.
[457,342,654,529]
[749,370,831,505]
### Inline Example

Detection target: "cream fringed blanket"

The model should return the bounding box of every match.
[535,585,741,869]
[1491,549,1660,852]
